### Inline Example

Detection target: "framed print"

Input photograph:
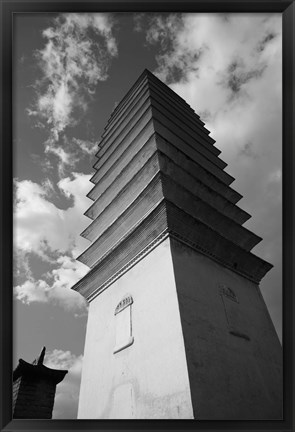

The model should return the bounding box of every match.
[1,1,294,431]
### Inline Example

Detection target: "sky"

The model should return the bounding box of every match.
[13,12,282,419]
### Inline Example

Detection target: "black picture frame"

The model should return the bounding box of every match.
[1,1,294,431]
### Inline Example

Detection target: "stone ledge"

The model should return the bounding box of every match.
[85,150,160,221]
[150,100,223,166]
[158,151,249,224]
[147,81,213,142]
[155,134,242,204]
[91,114,154,184]
[88,132,158,202]
[101,81,150,141]
[73,202,272,302]
[79,176,164,267]
[93,103,153,172]
[96,93,152,162]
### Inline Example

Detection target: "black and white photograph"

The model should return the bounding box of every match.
[10,8,286,422]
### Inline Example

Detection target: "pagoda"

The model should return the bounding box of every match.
[73,70,282,420]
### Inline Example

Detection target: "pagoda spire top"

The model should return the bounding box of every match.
[32,346,46,365]
[37,346,46,365]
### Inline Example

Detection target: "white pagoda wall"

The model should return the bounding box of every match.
[78,238,194,419]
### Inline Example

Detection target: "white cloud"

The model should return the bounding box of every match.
[143,14,281,117]
[14,173,91,257]
[41,178,55,196]
[14,257,88,311]
[13,249,33,281]
[44,349,83,419]
[45,144,77,168]
[44,348,82,370]
[28,13,118,142]
[43,137,99,178]
[14,173,92,310]
[47,256,89,310]
[14,179,65,259]
[14,279,49,304]
[72,138,98,156]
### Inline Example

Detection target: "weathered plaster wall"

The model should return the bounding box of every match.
[78,238,194,419]
[170,237,282,420]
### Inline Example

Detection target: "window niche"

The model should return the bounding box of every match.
[219,284,250,341]
[113,294,134,354]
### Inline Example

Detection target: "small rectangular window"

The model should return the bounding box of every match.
[219,284,250,341]
[113,295,134,354]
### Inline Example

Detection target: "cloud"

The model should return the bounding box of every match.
[139,13,281,111]
[14,257,88,311]
[27,13,117,142]
[14,173,92,310]
[41,136,99,178]
[44,349,83,419]
[72,138,98,156]
[257,31,277,52]
[45,348,81,370]
[13,249,33,282]
[48,256,89,310]
[41,178,56,196]
[14,173,91,257]
[138,14,201,84]
[14,279,49,304]
[45,144,78,169]
[238,141,260,159]
[219,58,266,100]
[14,179,65,259]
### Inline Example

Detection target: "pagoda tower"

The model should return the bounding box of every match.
[73,69,282,420]
[13,347,67,419]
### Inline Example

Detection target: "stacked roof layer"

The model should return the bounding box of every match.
[73,69,272,301]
